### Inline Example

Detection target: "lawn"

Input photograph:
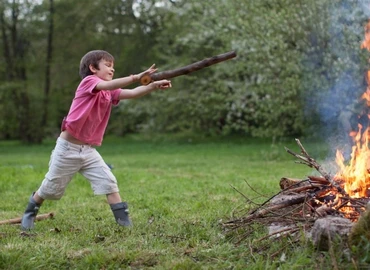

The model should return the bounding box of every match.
[0,134,354,269]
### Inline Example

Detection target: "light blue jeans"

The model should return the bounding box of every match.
[38,137,119,200]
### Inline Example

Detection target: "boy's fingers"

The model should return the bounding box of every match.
[160,81,172,88]
[153,80,171,89]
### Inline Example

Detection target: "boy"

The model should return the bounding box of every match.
[21,50,172,230]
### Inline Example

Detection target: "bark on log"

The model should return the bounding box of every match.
[280,177,307,189]
[244,193,307,222]
[0,212,55,225]
[282,184,321,194]
[308,175,330,185]
[140,51,237,85]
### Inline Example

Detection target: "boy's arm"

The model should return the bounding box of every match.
[95,64,158,91]
[118,80,172,100]
[95,76,139,91]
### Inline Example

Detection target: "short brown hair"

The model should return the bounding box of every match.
[79,50,115,78]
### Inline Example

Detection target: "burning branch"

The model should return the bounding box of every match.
[140,51,237,85]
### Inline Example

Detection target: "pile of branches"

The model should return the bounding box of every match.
[222,139,369,245]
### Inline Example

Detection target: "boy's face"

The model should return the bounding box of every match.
[90,59,115,81]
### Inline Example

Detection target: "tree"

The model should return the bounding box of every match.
[0,0,33,142]
[116,0,310,137]
[42,0,54,127]
[117,0,369,140]
[1,0,368,141]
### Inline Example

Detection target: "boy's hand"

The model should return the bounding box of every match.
[137,64,157,80]
[152,80,172,90]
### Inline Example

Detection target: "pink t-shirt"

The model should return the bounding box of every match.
[62,75,121,146]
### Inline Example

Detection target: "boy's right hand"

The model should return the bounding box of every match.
[151,80,172,90]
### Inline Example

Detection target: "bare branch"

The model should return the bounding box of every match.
[140,51,237,85]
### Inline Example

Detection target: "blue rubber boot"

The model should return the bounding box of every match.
[21,193,41,230]
[110,202,132,227]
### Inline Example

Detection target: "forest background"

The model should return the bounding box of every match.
[1,0,370,144]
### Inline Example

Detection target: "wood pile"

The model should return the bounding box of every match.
[223,139,369,250]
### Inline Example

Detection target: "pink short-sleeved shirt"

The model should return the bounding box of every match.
[62,75,121,146]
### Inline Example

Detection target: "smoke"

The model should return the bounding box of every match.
[304,1,369,160]
[359,1,370,17]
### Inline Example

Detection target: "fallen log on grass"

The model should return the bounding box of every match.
[0,212,55,225]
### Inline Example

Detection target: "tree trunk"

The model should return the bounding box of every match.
[1,1,33,142]
[0,9,14,80]
[42,0,54,127]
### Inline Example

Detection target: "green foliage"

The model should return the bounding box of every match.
[0,0,369,141]
[0,81,43,142]
[0,82,20,139]
[114,0,369,139]
[301,0,369,138]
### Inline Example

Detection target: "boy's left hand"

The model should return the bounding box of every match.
[138,64,157,80]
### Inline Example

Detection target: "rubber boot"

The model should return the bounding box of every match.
[110,202,132,227]
[21,193,41,230]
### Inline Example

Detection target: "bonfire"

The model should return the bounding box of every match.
[223,21,370,252]
[222,138,369,250]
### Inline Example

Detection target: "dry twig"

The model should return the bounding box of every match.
[285,139,346,194]
[0,212,55,225]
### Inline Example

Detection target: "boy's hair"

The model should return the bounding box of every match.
[79,50,115,78]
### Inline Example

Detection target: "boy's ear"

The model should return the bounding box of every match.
[89,64,97,73]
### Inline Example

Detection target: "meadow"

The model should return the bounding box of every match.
[0,134,351,269]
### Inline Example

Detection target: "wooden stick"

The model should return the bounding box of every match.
[140,50,237,85]
[241,194,307,222]
[279,177,307,189]
[0,212,55,225]
[285,139,346,194]
[282,184,321,194]
[307,175,330,185]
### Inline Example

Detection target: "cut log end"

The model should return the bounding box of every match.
[140,75,152,85]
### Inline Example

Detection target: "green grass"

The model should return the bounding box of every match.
[0,134,360,269]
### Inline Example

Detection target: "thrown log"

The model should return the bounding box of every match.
[140,51,237,85]
[0,212,55,225]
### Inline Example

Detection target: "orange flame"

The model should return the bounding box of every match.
[361,20,370,50]
[334,21,370,198]
[334,123,370,197]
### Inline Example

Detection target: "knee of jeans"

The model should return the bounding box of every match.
[39,189,64,200]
